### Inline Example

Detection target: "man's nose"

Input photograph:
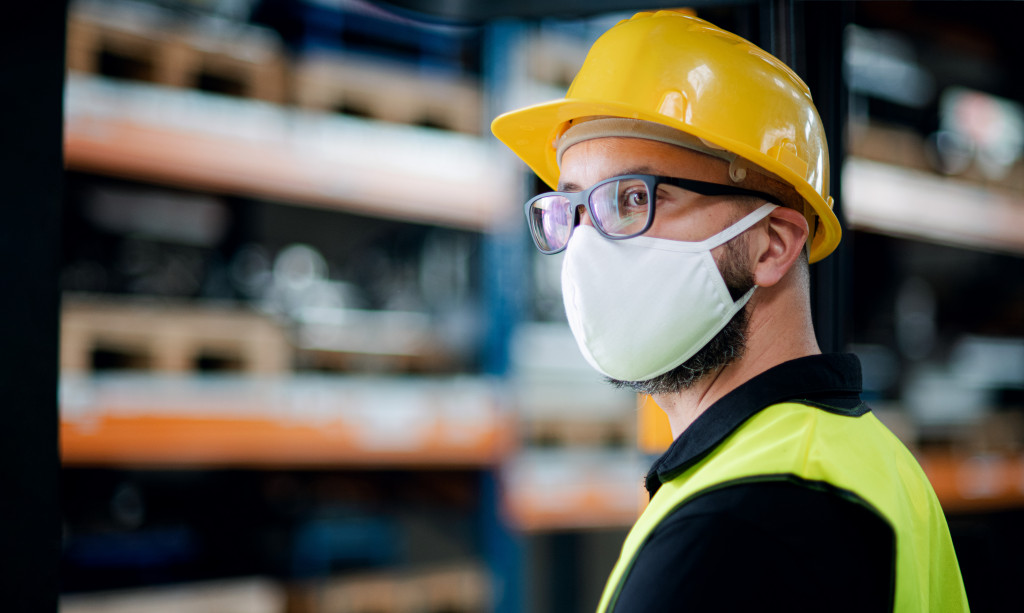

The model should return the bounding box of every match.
[576,204,594,227]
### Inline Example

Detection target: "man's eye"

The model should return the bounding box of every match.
[624,190,649,207]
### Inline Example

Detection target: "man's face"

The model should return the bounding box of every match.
[558,136,756,394]
[559,136,753,247]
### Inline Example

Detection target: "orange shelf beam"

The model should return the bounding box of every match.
[918,452,1024,513]
[62,413,514,469]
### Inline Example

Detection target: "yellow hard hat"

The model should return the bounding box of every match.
[491,10,841,262]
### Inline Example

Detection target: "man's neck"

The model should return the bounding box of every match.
[653,292,821,439]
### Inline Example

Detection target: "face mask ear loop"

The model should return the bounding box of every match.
[698,202,778,250]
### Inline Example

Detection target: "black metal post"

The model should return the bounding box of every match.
[759,0,850,353]
[0,2,66,610]
[799,1,852,353]
[765,0,796,69]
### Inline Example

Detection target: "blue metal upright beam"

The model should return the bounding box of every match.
[481,18,531,613]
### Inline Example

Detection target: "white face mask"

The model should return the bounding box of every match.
[561,203,777,381]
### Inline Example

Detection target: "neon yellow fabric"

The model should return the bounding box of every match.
[597,402,969,612]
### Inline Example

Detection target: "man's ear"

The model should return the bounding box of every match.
[752,206,809,288]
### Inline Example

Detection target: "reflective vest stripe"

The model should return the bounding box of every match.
[596,402,969,612]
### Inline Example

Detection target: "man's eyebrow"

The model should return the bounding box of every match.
[620,165,657,176]
[557,167,659,192]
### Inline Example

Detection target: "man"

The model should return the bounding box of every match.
[492,10,969,612]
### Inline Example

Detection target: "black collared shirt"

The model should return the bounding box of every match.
[612,354,896,612]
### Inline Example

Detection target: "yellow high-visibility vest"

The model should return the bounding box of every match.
[597,402,969,612]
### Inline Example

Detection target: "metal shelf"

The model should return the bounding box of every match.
[61,373,513,468]
[844,157,1024,254]
[64,73,518,230]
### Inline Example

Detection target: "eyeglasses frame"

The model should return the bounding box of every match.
[523,173,779,254]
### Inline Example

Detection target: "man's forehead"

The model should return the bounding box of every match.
[557,137,731,191]
[557,164,658,192]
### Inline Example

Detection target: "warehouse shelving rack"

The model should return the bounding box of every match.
[7,1,1024,611]
[55,4,536,611]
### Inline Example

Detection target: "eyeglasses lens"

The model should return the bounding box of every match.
[590,178,651,237]
[531,195,573,252]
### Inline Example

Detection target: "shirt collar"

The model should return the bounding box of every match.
[644,353,865,497]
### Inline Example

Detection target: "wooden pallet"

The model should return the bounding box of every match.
[61,296,292,375]
[288,563,490,613]
[61,577,285,613]
[66,9,287,103]
[526,34,587,88]
[295,347,458,375]
[525,417,635,449]
[293,53,482,134]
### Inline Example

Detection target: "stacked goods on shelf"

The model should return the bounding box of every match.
[525,33,587,90]
[61,295,291,375]
[62,0,515,232]
[509,323,636,451]
[503,323,646,530]
[502,450,648,532]
[849,122,934,173]
[288,562,490,613]
[524,417,631,449]
[62,71,512,230]
[61,577,285,613]
[66,0,484,134]
[58,238,502,468]
[293,54,482,134]
[60,371,512,467]
[67,0,287,102]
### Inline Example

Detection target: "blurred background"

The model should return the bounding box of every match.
[27,0,1024,611]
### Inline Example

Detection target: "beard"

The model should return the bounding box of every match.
[605,235,755,395]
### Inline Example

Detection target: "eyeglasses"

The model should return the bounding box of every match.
[524,174,776,254]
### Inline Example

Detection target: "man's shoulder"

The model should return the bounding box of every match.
[660,476,891,535]
[614,479,895,611]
